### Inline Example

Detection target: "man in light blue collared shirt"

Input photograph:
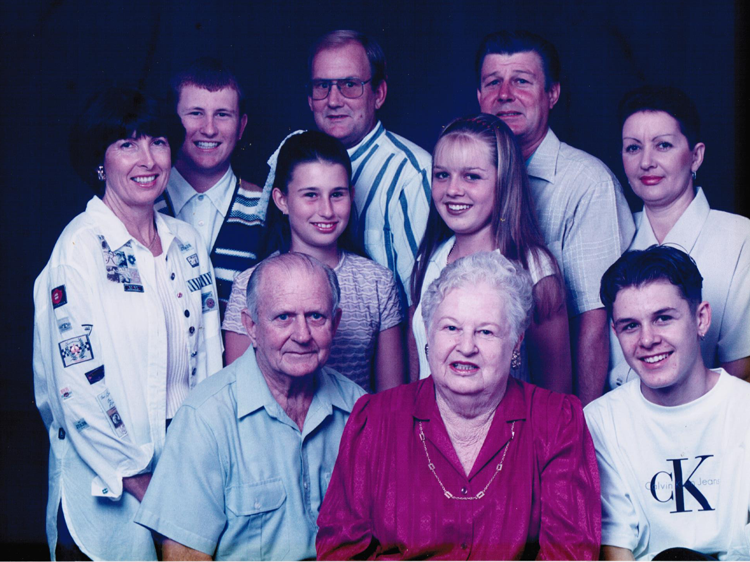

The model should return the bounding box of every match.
[135,253,366,560]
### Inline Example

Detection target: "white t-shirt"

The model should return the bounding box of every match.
[585,370,750,560]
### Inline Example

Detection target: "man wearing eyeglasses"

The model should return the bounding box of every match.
[306,30,431,309]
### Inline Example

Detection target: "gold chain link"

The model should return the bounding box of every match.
[418,420,515,500]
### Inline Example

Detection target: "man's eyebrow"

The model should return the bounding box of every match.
[613,316,637,327]
[652,307,678,315]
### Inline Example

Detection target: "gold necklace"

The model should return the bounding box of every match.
[418,420,515,500]
[144,227,158,250]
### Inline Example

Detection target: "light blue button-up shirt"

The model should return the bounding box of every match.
[135,348,365,560]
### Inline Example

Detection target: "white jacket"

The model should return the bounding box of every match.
[33,196,223,560]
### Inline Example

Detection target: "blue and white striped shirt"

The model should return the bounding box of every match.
[348,122,431,305]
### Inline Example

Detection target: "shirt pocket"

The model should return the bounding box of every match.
[225,478,289,560]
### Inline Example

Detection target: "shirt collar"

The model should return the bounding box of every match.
[349,121,385,162]
[525,128,558,184]
[633,187,710,253]
[235,347,353,420]
[167,166,236,217]
[86,195,177,253]
[412,376,527,422]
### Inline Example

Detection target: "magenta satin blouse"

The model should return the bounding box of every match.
[316,377,601,560]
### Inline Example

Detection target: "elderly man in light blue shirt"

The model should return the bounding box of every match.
[135,252,365,560]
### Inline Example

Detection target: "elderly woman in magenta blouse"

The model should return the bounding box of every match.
[316,251,600,560]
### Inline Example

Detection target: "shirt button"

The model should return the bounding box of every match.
[461,542,468,550]
[461,486,468,495]
[198,220,205,226]
[184,310,190,318]
[170,272,175,280]
[192,368,197,376]
[189,326,195,335]
[198,195,204,201]
[177,292,183,298]
[58,428,66,440]
[191,351,197,358]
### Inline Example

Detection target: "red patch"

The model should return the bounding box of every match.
[51,286,67,309]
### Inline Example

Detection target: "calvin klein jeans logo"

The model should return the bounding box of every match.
[649,455,716,513]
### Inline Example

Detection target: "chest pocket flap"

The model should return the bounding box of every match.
[226,478,287,516]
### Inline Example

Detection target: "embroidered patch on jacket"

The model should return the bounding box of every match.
[202,291,217,312]
[96,389,128,439]
[84,365,104,384]
[58,335,93,368]
[57,317,72,333]
[187,272,212,292]
[51,286,67,309]
[74,418,89,432]
[179,242,192,253]
[99,236,144,292]
[59,387,73,401]
[186,253,199,267]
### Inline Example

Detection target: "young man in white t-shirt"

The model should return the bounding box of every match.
[585,245,750,561]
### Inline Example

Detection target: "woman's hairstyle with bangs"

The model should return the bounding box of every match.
[69,86,181,194]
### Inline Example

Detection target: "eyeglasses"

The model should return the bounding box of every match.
[308,78,372,100]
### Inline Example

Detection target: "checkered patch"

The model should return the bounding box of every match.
[58,335,94,368]
[186,254,199,268]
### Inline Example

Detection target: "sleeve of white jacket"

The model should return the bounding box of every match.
[33,254,154,501]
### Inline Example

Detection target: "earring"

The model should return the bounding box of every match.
[424,344,429,358]
[511,349,521,370]
[692,171,697,180]
[699,332,705,341]
[97,165,106,181]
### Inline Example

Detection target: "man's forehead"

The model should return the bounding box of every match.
[177,83,241,108]
[481,51,544,76]
[258,263,332,306]
[311,42,369,76]
[612,280,687,316]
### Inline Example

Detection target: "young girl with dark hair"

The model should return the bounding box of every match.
[223,131,405,392]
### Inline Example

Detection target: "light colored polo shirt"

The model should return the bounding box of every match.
[135,348,366,560]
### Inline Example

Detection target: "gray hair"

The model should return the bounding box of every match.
[245,252,341,323]
[308,29,388,89]
[421,251,534,341]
